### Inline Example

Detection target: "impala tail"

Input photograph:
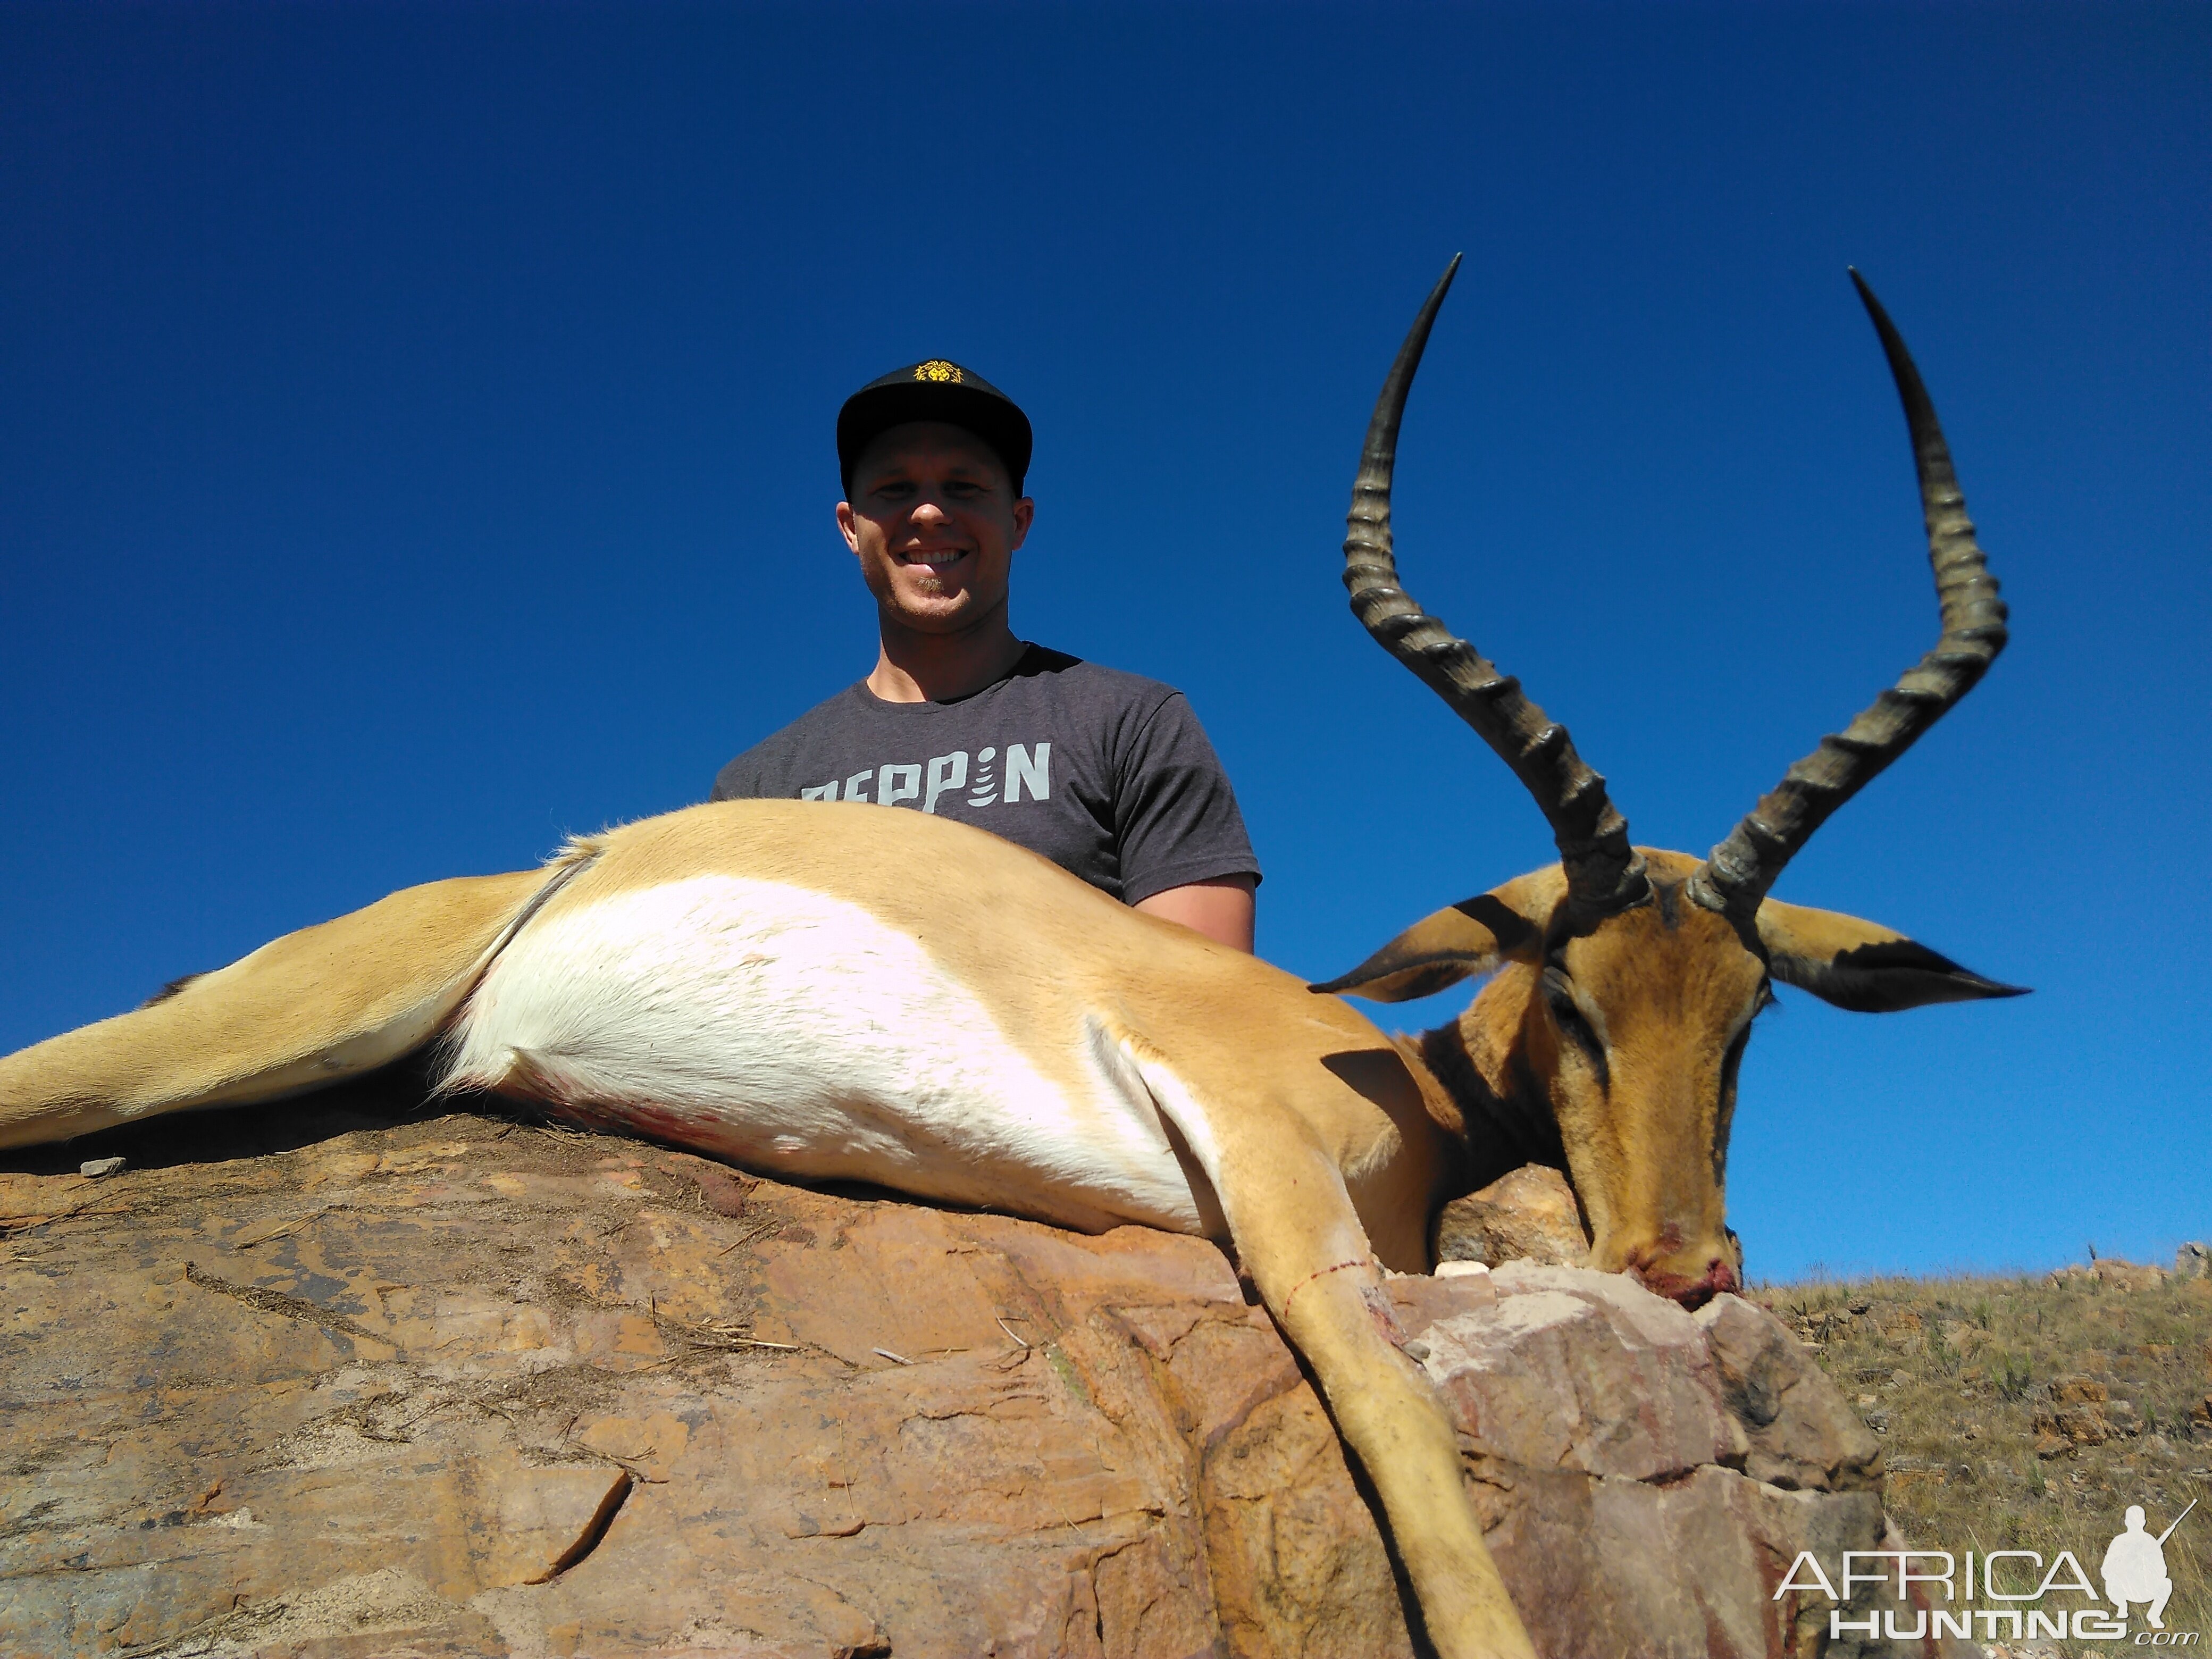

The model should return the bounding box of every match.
[0,854,591,1151]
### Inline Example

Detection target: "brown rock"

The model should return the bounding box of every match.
[2032,1404,2112,1447]
[2032,1382,2121,1448]
[2,1102,1951,1658]
[2051,1257,2168,1291]
[1695,1291,1882,1493]
[2100,1259,2167,1290]
[1434,1161,1590,1268]
[1403,1268,1959,1658]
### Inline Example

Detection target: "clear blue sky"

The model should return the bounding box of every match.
[3,3,2205,1277]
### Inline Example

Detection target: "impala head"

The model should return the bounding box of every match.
[1315,259,2026,1305]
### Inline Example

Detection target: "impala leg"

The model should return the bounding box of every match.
[0,866,557,1150]
[1230,1143,1537,1659]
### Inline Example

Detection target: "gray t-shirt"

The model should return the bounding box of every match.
[710,646,1261,906]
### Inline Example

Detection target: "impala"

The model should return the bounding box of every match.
[0,263,2021,1659]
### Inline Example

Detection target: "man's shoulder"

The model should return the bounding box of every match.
[1008,644,1184,716]
[711,681,871,799]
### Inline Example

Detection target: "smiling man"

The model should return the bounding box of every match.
[710,360,1261,950]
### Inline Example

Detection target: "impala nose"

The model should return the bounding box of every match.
[1628,1250,1740,1309]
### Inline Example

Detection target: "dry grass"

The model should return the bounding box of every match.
[1755,1267,2212,1656]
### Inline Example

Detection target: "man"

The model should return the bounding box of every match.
[712,360,1261,951]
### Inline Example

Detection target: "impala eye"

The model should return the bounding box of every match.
[1543,971,1602,1055]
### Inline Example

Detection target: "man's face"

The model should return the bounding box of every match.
[837,422,1033,635]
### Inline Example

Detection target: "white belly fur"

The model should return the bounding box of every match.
[442,874,1212,1234]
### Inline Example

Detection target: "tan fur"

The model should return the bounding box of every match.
[0,803,1516,1651]
[481,804,1449,1271]
[1545,857,1763,1288]
[1396,852,1762,1296]
[0,807,2013,1659]
[0,867,553,1149]
[1755,898,1909,960]
[1336,848,2022,1303]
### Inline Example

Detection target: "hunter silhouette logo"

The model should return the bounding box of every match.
[2105,1499,2193,1630]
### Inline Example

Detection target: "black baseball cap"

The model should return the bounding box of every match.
[836,359,1033,498]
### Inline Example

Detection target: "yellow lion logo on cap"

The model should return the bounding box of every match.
[915,361,962,383]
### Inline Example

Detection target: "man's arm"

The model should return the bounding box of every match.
[1112,688,1262,951]
[1134,875,1256,953]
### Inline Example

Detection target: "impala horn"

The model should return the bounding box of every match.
[1344,255,1649,927]
[1684,272,2009,928]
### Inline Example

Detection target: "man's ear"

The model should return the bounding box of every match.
[1310,871,1559,1003]
[1756,899,2029,1013]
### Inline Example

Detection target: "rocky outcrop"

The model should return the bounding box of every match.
[1433,1163,1590,1270]
[2048,1256,2168,1291]
[2,1095,1964,1657]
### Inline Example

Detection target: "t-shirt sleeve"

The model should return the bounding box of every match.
[708,756,749,802]
[1112,693,1262,907]
[709,740,780,803]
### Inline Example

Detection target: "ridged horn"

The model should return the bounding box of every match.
[1344,255,1649,925]
[1686,271,2009,927]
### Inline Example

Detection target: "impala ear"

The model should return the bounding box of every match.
[1756,900,2028,1013]
[1311,878,1555,1003]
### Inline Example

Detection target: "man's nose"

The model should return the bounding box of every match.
[910,496,950,523]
